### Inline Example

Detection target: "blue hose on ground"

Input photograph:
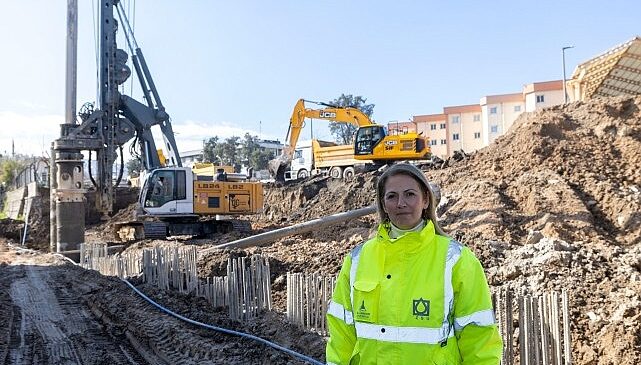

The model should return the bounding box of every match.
[53,252,324,365]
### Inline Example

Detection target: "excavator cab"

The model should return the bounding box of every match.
[354,125,386,155]
[141,168,189,213]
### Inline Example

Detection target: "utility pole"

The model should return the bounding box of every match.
[562,46,574,104]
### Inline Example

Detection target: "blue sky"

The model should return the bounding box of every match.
[1,0,639,156]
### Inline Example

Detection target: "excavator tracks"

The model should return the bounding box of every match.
[0,241,312,364]
[0,264,146,364]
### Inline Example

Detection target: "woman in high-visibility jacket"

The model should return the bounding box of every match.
[326,163,502,364]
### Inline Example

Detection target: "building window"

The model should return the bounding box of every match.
[452,133,460,141]
[490,107,497,114]
[473,114,480,122]
[490,125,499,133]
[536,95,545,103]
[440,139,447,145]
[514,105,521,112]
[430,124,437,130]
[452,116,460,123]
[430,139,437,146]
[474,132,481,139]
[440,123,446,129]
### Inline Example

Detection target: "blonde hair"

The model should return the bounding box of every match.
[376,163,447,237]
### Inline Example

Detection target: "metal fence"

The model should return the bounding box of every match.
[80,242,142,278]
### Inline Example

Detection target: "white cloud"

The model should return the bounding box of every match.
[0,111,284,159]
[0,111,61,156]
[168,119,281,152]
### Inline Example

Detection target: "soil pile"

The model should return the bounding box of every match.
[0,218,24,241]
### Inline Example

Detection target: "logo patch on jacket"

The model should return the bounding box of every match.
[413,297,430,319]
[356,300,372,322]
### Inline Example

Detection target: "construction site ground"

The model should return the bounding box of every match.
[1,95,640,364]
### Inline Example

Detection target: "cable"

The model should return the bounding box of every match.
[122,280,324,365]
[88,150,97,188]
[114,146,125,187]
[51,252,324,365]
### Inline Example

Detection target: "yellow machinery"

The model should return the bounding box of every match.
[269,99,431,180]
[115,166,263,241]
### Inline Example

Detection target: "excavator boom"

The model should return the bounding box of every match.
[268,99,374,180]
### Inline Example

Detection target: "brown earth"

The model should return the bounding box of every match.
[1,95,640,364]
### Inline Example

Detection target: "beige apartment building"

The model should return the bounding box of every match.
[442,104,483,157]
[523,80,564,112]
[410,80,564,158]
[480,93,524,145]
[412,114,448,158]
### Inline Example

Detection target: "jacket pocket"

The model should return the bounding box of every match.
[352,280,379,323]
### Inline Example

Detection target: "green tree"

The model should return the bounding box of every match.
[126,158,143,178]
[240,133,274,170]
[202,137,221,163]
[328,94,375,144]
[219,136,241,171]
[0,159,25,185]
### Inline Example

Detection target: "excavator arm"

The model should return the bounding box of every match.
[268,99,374,180]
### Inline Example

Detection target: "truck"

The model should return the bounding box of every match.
[285,139,375,180]
[270,99,432,181]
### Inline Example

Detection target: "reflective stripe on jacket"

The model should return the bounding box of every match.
[326,220,502,365]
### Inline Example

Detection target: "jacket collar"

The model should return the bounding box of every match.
[377,219,437,250]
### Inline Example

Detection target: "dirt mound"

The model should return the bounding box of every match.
[0,218,24,241]
[259,174,378,224]
[434,96,641,246]
[0,196,50,250]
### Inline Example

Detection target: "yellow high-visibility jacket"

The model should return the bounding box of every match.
[326,220,502,364]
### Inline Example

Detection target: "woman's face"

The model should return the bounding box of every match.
[382,173,429,229]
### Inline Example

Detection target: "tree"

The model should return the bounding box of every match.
[203,134,274,172]
[125,158,143,178]
[202,137,220,163]
[0,159,25,185]
[218,136,241,170]
[240,133,273,170]
[328,94,375,144]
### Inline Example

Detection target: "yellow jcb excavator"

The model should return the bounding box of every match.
[268,99,431,181]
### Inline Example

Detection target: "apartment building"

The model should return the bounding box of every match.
[523,80,564,112]
[412,80,564,158]
[413,114,448,159]
[480,93,524,145]
[442,104,483,156]
[387,120,416,135]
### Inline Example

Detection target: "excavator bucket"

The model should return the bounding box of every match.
[268,154,291,182]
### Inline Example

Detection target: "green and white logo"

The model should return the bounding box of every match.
[413,297,430,319]
[356,300,372,322]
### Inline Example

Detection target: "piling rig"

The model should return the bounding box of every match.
[52,0,181,252]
